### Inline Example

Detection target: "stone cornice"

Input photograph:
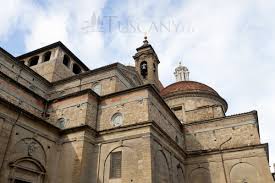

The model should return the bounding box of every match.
[0,72,47,102]
[17,41,89,71]
[163,91,228,112]
[0,96,59,131]
[49,88,100,102]
[185,110,258,127]
[133,48,160,63]
[0,47,51,86]
[97,120,186,157]
[101,84,183,127]
[186,143,269,159]
[52,62,121,85]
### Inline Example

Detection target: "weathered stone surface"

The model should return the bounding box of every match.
[0,40,273,183]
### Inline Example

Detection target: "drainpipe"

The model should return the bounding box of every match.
[0,110,22,174]
[219,137,232,183]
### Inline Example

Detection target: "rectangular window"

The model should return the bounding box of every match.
[110,151,122,178]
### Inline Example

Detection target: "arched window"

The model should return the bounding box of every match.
[111,113,123,127]
[177,164,184,183]
[140,61,148,79]
[63,54,70,67]
[110,151,122,178]
[10,158,46,183]
[92,83,102,95]
[155,151,169,182]
[190,168,211,183]
[73,64,81,74]
[230,163,259,183]
[43,51,51,62]
[29,56,39,66]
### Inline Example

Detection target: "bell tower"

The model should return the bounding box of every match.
[133,36,162,90]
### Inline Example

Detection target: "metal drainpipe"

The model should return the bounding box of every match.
[0,110,22,173]
[219,137,232,183]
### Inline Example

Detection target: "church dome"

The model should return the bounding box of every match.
[160,81,219,97]
[161,81,228,112]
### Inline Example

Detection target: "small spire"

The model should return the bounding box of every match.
[174,61,189,82]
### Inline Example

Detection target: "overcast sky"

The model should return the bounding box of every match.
[0,0,275,171]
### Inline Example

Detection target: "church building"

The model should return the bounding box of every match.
[0,37,273,183]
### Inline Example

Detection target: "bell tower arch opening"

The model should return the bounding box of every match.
[133,36,163,90]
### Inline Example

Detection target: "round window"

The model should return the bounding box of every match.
[111,113,123,127]
[57,118,66,129]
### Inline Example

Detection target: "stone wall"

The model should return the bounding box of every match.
[164,96,225,123]
[151,133,185,183]
[185,112,260,151]
[50,70,132,99]
[47,92,98,129]
[148,91,184,149]
[0,74,45,118]
[186,147,274,183]
[0,49,50,98]
[97,128,152,183]
[185,105,225,123]
[98,89,149,131]
[0,103,59,183]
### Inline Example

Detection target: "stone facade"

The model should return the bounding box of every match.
[0,39,273,183]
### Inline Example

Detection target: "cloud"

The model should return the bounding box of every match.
[0,0,36,40]
[21,0,108,69]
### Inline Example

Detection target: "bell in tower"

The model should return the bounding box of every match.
[133,36,163,91]
[140,61,148,78]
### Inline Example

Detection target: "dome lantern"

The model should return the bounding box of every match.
[174,62,189,82]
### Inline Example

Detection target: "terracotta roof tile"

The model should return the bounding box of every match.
[160,81,219,96]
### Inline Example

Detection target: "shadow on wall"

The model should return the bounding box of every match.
[0,136,48,183]
[185,133,261,183]
[184,141,212,183]
[0,120,262,183]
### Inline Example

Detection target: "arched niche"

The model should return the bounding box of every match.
[8,157,46,183]
[177,164,185,183]
[9,138,46,166]
[102,145,138,183]
[230,162,259,183]
[154,150,170,183]
[189,167,211,183]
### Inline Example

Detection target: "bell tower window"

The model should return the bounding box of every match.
[73,64,81,74]
[43,51,51,62]
[63,54,70,67]
[140,61,148,79]
[29,56,39,67]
